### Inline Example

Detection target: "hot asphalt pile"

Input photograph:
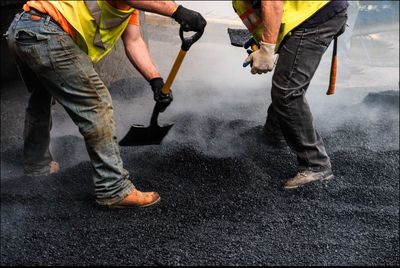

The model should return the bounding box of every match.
[1,75,399,265]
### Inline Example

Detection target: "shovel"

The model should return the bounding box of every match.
[119,27,204,146]
[227,28,259,51]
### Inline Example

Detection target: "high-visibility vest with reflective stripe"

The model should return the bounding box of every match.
[232,0,330,51]
[49,0,135,63]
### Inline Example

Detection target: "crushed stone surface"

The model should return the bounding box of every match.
[1,78,398,265]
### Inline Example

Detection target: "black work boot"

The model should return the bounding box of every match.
[282,168,334,190]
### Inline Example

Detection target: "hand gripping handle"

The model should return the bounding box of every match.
[180,26,204,51]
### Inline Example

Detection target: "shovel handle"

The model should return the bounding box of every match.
[326,37,338,95]
[161,26,203,95]
[152,50,186,125]
[162,49,187,95]
[150,102,163,126]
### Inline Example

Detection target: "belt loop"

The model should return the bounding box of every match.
[15,11,25,22]
[45,15,51,26]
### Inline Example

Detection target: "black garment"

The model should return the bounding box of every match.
[264,9,348,171]
[299,0,349,29]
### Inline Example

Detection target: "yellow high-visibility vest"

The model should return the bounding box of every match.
[232,0,330,51]
[50,0,135,63]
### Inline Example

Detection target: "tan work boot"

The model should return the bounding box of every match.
[109,188,161,208]
[282,168,334,190]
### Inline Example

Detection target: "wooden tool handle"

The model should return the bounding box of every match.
[326,37,338,95]
[162,49,187,95]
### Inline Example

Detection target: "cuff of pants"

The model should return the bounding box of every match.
[24,161,53,176]
[95,180,136,207]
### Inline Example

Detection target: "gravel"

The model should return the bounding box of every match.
[1,76,399,265]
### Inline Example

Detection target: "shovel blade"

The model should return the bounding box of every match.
[119,124,174,146]
[227,28,252,47]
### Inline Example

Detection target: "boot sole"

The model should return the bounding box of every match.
[282,174,334,190]
[108,196,161,209]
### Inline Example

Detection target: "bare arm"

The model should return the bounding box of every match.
[261,0,284,44]
[122,24,160,81]
[123,0,177,17]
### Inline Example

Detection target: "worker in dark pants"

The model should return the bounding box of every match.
[234,0,348,189]
[6,1,206,208]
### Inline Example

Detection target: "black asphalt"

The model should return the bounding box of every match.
[1,73,399,265]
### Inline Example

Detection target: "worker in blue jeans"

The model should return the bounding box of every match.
[6,1,206,208]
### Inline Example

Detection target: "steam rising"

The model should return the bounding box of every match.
[0,4,399,264]
[7,2,398,165]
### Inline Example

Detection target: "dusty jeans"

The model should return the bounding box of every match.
[264,10,348,171]
[6,11,134,206]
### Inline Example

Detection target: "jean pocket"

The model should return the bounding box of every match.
[15,29,49,45]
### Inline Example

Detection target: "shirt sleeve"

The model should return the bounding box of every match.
[128,9,140,26]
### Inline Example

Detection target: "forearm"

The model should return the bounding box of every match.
[261,0,283,44]
[123,29,160,81]
[123,0,177,16]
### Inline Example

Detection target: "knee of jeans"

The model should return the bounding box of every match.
[272,80,307,107]
[80,122,115,147]
[79,103,116,144]
[271,82,289,106]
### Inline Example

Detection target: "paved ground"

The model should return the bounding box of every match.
[1,16,399,266]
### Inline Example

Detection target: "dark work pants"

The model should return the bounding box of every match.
[265,10,348,171]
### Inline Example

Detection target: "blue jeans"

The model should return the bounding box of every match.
[265,10,348,171]
[6,11,134,206]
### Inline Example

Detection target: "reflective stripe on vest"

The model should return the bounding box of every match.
[49,0,135,63]
[239,7,262,32]
[233,0,330,51]
[233,0,264,45]
[84,0,133,49]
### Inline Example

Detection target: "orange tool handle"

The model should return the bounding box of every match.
[251,43,259,52]
[162,49,187,95]
[326,37,338,95]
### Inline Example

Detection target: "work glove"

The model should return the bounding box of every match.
[243,41,277,75]
[172,5,207,33]
[149,77,173,113]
